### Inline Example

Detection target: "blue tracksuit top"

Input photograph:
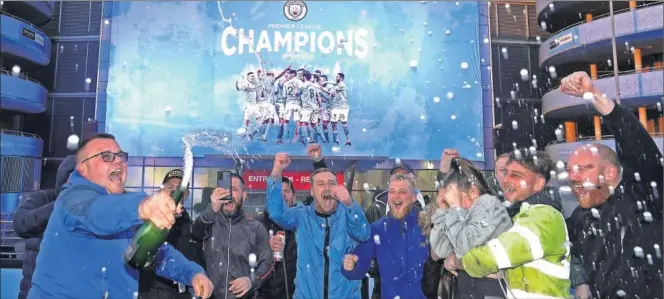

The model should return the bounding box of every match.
[342,207,429,299]
[266,176,371,299]
[28,170,204,299]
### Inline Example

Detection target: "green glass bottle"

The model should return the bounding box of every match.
[124,186,187,269]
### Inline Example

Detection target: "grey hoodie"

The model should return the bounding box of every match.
[430,194,512,259]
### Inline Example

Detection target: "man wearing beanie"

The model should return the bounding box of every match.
[13,155,77,299]
[139,169,205,299]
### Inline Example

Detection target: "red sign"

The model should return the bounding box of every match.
[243,170,345,191]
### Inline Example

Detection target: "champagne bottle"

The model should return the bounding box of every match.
[123,186,187,269]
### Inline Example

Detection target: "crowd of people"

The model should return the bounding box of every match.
[11,71,663,299]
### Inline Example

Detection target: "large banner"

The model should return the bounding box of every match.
[104,1,485,160]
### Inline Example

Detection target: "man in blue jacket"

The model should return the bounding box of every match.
[267,152,371,299]
[13,155,76,299]
[341,173,429,299]
[28,133,213,299]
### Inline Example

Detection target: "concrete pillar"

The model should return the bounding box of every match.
[565,121,577,143]
[590,64,598,80]
[634,48,642,72]
[629,1,637,10]
[638,107,647,128]
[647,120,655,134]
[594,116,602,140]
[10,115,22,131]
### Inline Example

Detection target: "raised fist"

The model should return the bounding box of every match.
[307,144,322,160]
[560,71,595,98]
[331,185,353,207]
[440,149,459,173]
[272,153,291,175]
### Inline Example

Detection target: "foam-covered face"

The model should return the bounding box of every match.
[500,161,544,203]
[221,177,247,217]
[567,147,616,208]
[388,179,415,220]
[311,171,338,215]
[77,138,127,194]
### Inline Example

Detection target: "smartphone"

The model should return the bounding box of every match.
[217,171,233,201]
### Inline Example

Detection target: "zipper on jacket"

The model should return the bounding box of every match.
[323,217,331,299]
[224,220,233,299]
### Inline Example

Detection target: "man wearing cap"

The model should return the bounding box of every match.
[139,169,205,299]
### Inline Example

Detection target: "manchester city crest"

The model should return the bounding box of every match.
[283,0,308,22]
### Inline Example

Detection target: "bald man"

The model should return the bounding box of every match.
[29,133,213,299]
[561,71,663,299]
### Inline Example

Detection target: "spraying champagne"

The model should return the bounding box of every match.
[124,138,194,269]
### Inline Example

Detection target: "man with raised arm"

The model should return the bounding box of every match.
[266,152,370,299]
[560,71,663,299]
[28,133,213,299]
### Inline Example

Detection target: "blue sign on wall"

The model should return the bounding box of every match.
[547,26,580,56]
[0,133,43,157]
[104,1,486,160]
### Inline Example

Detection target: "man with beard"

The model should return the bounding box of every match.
[191,173,273,299]
[454,151,571,298]
[266,153,370,299]
[560,71,663,299]
[342,173,430,299]
[261,177,298,299]
[139,169,205,299]
[28,133,213,299]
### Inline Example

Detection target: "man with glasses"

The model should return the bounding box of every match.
[29,133,213,299]
[140,169,206,299]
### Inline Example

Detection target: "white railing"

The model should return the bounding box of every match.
[547,132,663,146]
[0,69,45,87]
[0,129,42,139]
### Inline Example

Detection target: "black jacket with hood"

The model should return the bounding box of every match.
[13,155,77,299]
[566,103,663,299]
[191,207,273,299]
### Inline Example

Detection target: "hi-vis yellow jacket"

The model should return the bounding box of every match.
[462,202,571,299]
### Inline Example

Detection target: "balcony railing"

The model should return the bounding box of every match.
[547,132,663,146]
[0,11,42,32]
[0,129,41,139]
[0,69,45,87]
[543,66,664,94]
[545,1,663,38]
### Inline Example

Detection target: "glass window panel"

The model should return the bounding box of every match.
[144,167,173,188]
[125,187,142,193]
[193,167,214,189]
[190,188,205,219]
[125,166,143,187]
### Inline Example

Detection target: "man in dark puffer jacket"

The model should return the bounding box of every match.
[13,155,77,299]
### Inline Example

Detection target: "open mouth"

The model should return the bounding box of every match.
[109,169,123,183]
[322,192,335,205]
[503,186,515,196]
[392,201,403,209]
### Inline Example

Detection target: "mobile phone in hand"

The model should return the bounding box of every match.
[217,171,233,201]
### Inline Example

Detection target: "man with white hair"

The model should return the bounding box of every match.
[560,71,663,299]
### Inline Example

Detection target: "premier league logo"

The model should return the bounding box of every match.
[283,0,307,22]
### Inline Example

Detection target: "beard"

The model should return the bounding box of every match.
[221,199,243,217]
[315,190,338,215]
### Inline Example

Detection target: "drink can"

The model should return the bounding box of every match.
[177,282,186,293]
[273,231,285,261]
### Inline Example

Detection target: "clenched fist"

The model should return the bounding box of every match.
[343,254,359,271]
[439,149,459,173]
[138,190,181,229]
[272,153,291,176]
[307,144,322,160]
[560,71,615,115]
[331,185,353,207]
[191,273,214,299]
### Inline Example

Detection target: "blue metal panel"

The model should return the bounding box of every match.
[0,73,47,114]
[0,13,52,65]
[0,133,44,158]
